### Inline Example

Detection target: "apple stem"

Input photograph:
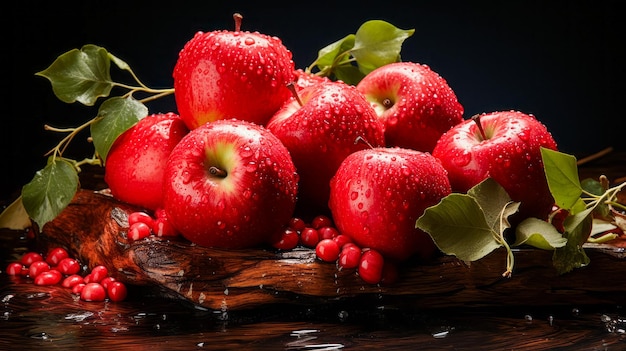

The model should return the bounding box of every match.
[233,13,243,32]
[286,82,304,107]
[471,114,488,140]
[354,136,375,149]
[209,166,227,178]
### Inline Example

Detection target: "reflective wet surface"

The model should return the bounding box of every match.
[2,228,626,350]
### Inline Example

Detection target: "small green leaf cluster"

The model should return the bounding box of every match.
[22,44,174,229]
[417,147,626,276]
[307,20,415,85]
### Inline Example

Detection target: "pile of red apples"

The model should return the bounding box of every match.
[103,16,558,283]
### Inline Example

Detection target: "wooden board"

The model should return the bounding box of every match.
[40,189,626,311]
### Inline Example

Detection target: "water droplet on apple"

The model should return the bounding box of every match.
[242,37,256,46]
[350,191,359,200]
[246,161,258,172]
[360,211,369,221]
[241,146,253,158]
[182,170,193,184]
[364,188,372,198]
[217,220,226,229]
[452,151,472,167]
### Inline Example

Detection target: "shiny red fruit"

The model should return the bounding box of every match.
[329,147,450,261]
[163,119,299,249]
[173,15,295,129]
[45,247,69,266]
[57,257,81,275]
[80,283,106,302]
[107,281,128,302]
[267,81,386,212]
[105,112,189,210]
[34,270,62,286]
[357,62,464,152]
[432,110,558,221]
[358,249,385,284]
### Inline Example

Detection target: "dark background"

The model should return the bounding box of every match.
[3,1,623,201]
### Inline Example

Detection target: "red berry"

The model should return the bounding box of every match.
[338,245,362,269]
[318,226,339,240]
[288,217,306,232]
[333,234,352,248]
[311,215,332,229]
[300,227,320,248]
[29,260,50,278]
[271,228,299,250]
[315,239,340,262]
[20,252,43,266]
[128,211,155,228]
[57,257,81,275]
[45,247,69,266]
[6,262,23,276]
[129,222,152,240]
[358,249,385,284]
[80,283,106,301]
[34,269,62,286]
[100,276,116,289]
[83,273,94,284]
[107,281,128,302]
[72,283,86,294]
[62,274,85,288]
[90,265,108,283]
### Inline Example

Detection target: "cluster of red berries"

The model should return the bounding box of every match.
[270,215,397,285]
[5,247,128,302]
[127,209,178,241]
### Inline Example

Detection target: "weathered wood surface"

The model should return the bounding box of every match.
[40,188,626,311]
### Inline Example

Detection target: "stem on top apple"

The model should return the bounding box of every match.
[471,114,488,141]
[233,13,243,32]
[354,135,375,149]
[286,82,304,107]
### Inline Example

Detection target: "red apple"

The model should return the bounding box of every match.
[104,112,189,210]
[432,110,558,221]
[266,80,386,213]
[328,147,451,261]
[172,14,295,129]
[356,62,464,152]
[292,69,330,91]
[162,118,299,249]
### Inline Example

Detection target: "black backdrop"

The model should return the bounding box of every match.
[4,1,623,201]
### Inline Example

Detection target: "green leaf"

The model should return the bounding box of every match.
[581,178,605,196]
[21,158,79,229]
[315,34,355,73]
[351,20,415,75]
[467,178,513,230]
[0,196,32,230]
[35,44,114,106]
[91,96,148,161]
[514,217,568,250]
[333,65,366,86]
[581,178,610,217]
[553,208,593,274]
[416,194,502,262]
[541,147,582,210]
